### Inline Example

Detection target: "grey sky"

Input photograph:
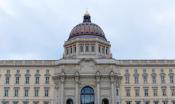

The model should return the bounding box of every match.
[0,0,175,60]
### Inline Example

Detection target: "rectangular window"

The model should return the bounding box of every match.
[153,88,158,96]
[116,88,119,96]
[102,47,105,54]
[35,77,40,84]
[85,45,89,52]
[91,45,95,52]
[74,46,76,53]
[126,88,130,96]
[162,88,166,96]
[34,88,39,97]
[45,77,49,84]
[162,101,168,104]
[24,89,29,97]
[80,45,84,52]
[106,47,108,54]
[134,76,139,84]
[154,101,159,104]
[152,76,156,84]
[44,88,49,97]
[143,76,148,84]
[171,88,175,96]
[170,76,174,83]
[135,101,140,104]
[5,77,10,84]
[25,77,29,84]
[135,88,140,96]
[125,76,130,84]
[161,75,165,84]
[145,101,149,104]
[144,88,148,96]
[13,101,18,104]
[4,88,9,97]
[126,101,131,104]
[14,88,19,97]
[16,77,19,84]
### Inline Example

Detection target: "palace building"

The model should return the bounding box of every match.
[0,12,175,104]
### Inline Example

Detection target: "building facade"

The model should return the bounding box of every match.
[0,12,175,104]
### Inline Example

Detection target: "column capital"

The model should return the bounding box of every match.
[75,71,80,83]
[96,71,101,83]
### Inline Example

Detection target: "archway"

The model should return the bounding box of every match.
[66,99,73,104]
[102,98,109,104]
[81,86,95,104]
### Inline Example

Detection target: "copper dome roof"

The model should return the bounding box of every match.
[68,12,107,41]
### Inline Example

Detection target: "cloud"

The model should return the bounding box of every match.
[0,0,175,59]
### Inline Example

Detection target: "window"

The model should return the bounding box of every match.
[173,101,175,104]
[126,88,130,96]
[4,87,9,97]
[154,101,159,104]
[85,45,89,52]
[25,77,30,84]
[134,75,139,84]
[80,45,84,52]
[98,46,101,53]
[143,75,148,84]
[171,88,175,96]
[13,101,18,104]
[153,88,158,96]
[162,101,168,104]
[14,87,19,97]
[161,74,166,84]
[162,88,166,96]
[34,87,39,97]
[102,47,105,54]
[74,46,76,53]
[116,88,119,96]
[91,45,95,52]
[135,101,140,104]
[144,88,148,96]
[125,76,130,84]
[170,75,174,84]
[35,77,40,84]
[45,87,49,97]
[135,88,140,96]
[24,88,29,97]
[126,101,131,104]
[152,75,156,84]
[45,77,49,84]
[23,101,29,104]
[106,47,108,54]
[81,86,95,104]
[145,101,149,104]
[70,47,73,54]
[5,77,10,84]
[16,77,19,84]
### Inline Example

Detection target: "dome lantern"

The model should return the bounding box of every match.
[83,11,91,22]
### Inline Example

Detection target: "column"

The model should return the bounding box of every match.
[60,72,65,104]
[52,76,59,104]
[110,71,115,104]
[75,71,80,104]
[96,71,101,104]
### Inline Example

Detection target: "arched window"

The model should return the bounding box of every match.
[66,99,73,104]
[102,98,109,104]
[81,86,95,104]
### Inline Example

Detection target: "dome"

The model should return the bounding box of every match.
[68,12,107,41]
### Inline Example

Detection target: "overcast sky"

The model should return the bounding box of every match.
[0,0,175,60]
